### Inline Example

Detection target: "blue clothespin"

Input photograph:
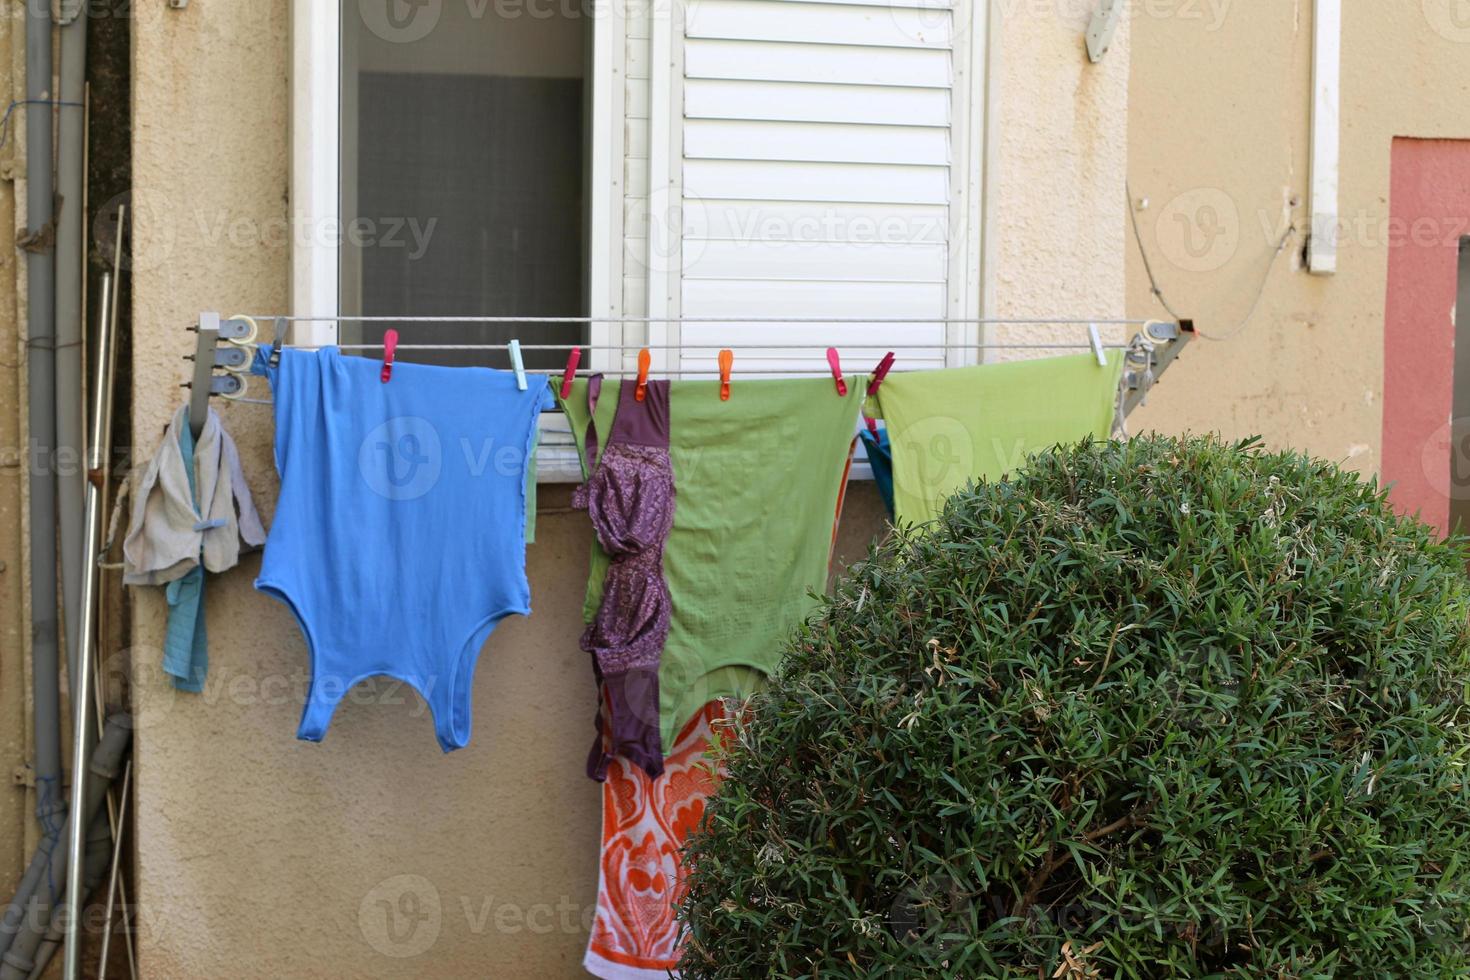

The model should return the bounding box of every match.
[508,339,527,390]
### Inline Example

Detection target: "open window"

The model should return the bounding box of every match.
[292,0,995,475]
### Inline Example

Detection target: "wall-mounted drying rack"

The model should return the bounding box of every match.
[183,311,1195,438]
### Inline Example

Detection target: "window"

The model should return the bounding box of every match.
[335,2,588,368]
[293,1,994,474]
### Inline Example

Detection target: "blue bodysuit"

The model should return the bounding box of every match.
[253,346,551,751]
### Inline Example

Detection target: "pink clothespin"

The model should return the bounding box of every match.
[559,347,582,400]
[826,347,847,396]
[865,351,896,434]
[718,349,733,402]
[380,328,399,383]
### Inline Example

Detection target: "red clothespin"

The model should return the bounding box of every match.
[865,351,896,434]
[559,347,582,400]
[380,328,399,383]
[826,347,848,396]
[635,349,651,402]
[718,349,733,401]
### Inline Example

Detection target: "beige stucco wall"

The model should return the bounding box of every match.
[1127,0,1470,469]
[0,4,31,903]
[127,2,1128,977]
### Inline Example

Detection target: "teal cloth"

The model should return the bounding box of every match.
[162,421,208,692]
[868,352,1124,526]
[859,427,895,520]
[562,376,862,749]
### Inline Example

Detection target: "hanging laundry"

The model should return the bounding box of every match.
[867,352,1125,526]
[574,375,676,781]
[251,347,550,751]
[562,375,862,757]
[124,404,266,691]
[584,700,727,980]
[859,426,895,521]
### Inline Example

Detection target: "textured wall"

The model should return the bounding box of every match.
[991,0,1132,352]
[1127,2,1470,483]
[128,2,1130,976]
[0,1,29,896]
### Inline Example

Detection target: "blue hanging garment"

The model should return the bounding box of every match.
[252,346,551,751]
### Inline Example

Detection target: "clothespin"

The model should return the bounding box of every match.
[509,339,527,390]
[269,316,287,368]
[635,349,651,403]
[718,349,733,402]
[865,351,896,434]
[825,347,848,396]
[1087,322,1107,367]
[559,347,582,399]
[380,328,399,383]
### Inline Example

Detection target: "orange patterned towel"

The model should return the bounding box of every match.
[584,701,727,979]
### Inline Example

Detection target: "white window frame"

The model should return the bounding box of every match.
[290,0,999,479]
[289,1,617,354]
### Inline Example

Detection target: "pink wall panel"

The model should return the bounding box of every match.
[1382,138,1470,535]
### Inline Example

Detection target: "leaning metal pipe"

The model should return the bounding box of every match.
[62,152,108,977]
[54,0,89,696]
[0,714,131,980]
[93,760,129,980]
[9,0,62,966]
[26,808,113,980]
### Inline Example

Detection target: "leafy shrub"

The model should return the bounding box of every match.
[678,435,1470,978]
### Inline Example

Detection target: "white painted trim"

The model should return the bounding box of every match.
[646,0,678,370]
[588,0,619,374]
[976,0,999,359]
[290,1,340,346]
[945,0,991,367]
[1308,0,1340,275]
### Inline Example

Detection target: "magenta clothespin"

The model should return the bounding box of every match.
[826,347,847,396]
[865,351,896,434]
[380,328,399,383]
[560,348,582,400]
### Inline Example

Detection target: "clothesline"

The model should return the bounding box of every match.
[325,342,1132,352]
[233,314,1159,325]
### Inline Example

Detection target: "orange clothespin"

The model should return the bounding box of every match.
[825,347,847,396]
[718,349,733,401]
[635,349,651,402]
[559,347,582,400]
[380,328,399,383]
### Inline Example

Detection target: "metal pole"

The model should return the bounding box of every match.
[1451,238,1470,539]
[62,224,115,980]
[54,0,89,699]
[90,212,137,980]
[94,761,129,980]
[18,5,64,961]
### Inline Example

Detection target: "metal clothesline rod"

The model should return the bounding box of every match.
[322,342,1132,351]
[237,314,1161,325]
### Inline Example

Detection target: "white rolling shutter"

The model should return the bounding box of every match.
[669,0,982,376]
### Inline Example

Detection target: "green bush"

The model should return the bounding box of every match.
[678,435,1470,978]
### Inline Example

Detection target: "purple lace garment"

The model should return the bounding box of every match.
[573,375,675,780]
